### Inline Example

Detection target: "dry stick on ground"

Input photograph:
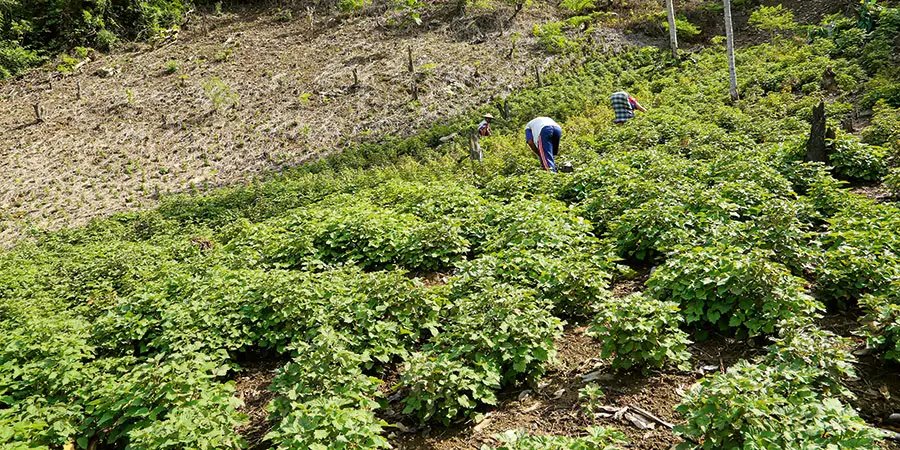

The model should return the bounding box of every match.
[534,65,543,87]
[33,102,44,123]
[352,67,359,87]
[629,405,675,429]
[76,81,82,100]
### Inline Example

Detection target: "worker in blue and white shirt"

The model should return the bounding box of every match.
[525,116,562,172]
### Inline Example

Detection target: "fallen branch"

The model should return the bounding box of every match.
[630,405,675,429]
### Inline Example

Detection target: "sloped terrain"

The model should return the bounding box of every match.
[0,2,567,244]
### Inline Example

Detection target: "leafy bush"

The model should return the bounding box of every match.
[762,324,857,398]
[400,351,501,424]
[533,22,580,54]
[266,329,389,449]
[647,244,822,336]
[662,17,701,40]
[450,248,616,317]
[829,136,889,181]
[483,427,628,450]
[83,348,246,449]
[886,167,900,197]
[817,203,900,302]
[749,5,796,36]
[436,284,563,382]
[0,42,42,79]
[859,281,900,362]
[587,293,691,371]
[675,361,881,449]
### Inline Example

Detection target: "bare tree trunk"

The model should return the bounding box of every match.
[76,80,83,100]
[806,100,832,163]
[666,0,678,58]
[723,0,739,101]
[534,66,542,88]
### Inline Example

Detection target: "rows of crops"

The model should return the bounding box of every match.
[2,9,900,450]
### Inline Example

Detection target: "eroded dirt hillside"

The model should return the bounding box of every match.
[0,2,577,244]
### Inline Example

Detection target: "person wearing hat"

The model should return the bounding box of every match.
[478,114,493,137]
[469,114,493,162]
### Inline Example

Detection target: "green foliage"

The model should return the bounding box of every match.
[662,16,701,40]
[400,351,501,424]
[647,244,822,336]
[859,281,900,362]
[587,293,691,371]
[0,41,41,78]
[762,324,857,398]
[816,203,900,302]
[749,5,796,35]
[164,59,179,74]
[266,329,389,449]
[203,76,239,111]
[829,135,889,181]
[533,22,580,54]
[675,361,880,449]
[578,383,605,416]
[483,427,628,450]
[886,167,900,197]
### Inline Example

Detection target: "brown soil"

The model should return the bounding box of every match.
[0,2,567,245]
[851,182,895,203]
[234,358,282,450]
[389,326,752,449]
[818,312,900,449]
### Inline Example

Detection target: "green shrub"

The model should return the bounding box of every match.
[587,293,691,371]
[749,5,796,36]
[400,351,501,424]
[662,17,701,40]
[859,281,900,362]
[647,244,822,336]
[436,284,563,382]
[83,348,246,449]
[817,203,900,302]
[762,324,857,398]
[675,361,881,449]
[886,167,900,197]
[450,248,616,317]
[533,22,580,54]
[829,136,889,181]
[266,329,388,449]
[483,427,628,450]
[0,42,41,79]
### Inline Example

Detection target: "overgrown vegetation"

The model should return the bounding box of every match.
[1,3,899,449]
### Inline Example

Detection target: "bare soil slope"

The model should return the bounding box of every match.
[0,2,569,244]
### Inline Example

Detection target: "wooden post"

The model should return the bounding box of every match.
[33,102,44,123]
[723,0,739,101]
[534,66,542,87]
[352,67,359,87]
[407,46,414,74]
[665,0,678,58]
[76,80,82,100]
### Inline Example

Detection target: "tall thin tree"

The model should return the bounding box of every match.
[666,0,678,58]
[723,0,739,101]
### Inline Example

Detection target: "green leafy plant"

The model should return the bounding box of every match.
[647,244,822,336]
[859,281,900,362]
[829,135,889,181]
[749,5,796,37]
[587,293,691,371]
[675,361,880,449]
[202,76,239,112]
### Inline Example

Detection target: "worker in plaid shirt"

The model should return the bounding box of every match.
[610,91,647,124]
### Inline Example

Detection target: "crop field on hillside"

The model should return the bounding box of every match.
[2,2,900,450]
